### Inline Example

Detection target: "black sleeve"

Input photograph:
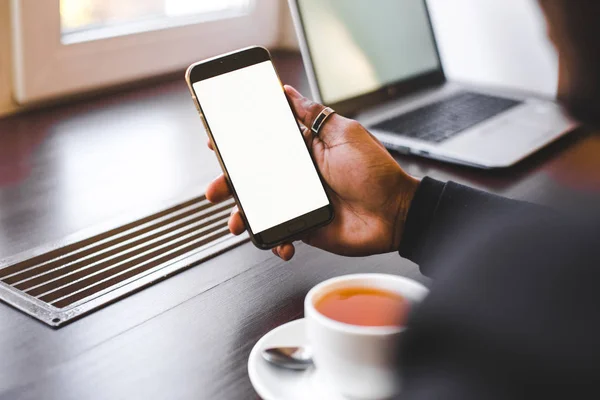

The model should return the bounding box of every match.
[399,177,544,277]
[397,177,600,399]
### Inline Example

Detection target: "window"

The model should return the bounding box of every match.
[60,0,252,43]
[11,0,281,104]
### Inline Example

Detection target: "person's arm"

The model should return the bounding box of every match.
[397,178,600,399]
[399,177,546,277]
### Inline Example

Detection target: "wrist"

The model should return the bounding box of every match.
[391,174,421,252]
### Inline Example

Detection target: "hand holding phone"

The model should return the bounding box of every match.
[194,48,421,260]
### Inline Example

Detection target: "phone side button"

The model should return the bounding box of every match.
[287,220,307,233]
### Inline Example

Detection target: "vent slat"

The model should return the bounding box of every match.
[10,204,233,289]
[38,221,229,303]
[23,217,230,297]
[0,196,219,279]
[0,198,233,281]
[50,227,232,309]
[0,195,248,326]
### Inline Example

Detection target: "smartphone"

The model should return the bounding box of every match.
[185,46,333,249]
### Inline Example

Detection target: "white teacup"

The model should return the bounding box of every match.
[305,273,428,399]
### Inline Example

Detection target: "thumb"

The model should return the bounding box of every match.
[284,85,327,130]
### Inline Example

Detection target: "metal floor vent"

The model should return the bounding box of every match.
[0,195,247,327]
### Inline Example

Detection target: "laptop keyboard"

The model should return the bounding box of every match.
[372,92,522,143]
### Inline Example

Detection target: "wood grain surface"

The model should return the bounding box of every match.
[0,51,599,400]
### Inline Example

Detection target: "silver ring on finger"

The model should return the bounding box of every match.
[311,107,336,136]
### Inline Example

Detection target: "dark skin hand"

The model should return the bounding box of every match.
[206,86,420,261]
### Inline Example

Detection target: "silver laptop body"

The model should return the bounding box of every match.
[288,0,576,168]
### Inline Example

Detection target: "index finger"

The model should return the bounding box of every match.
[205,174,232,203]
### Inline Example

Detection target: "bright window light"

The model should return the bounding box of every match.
[60,0,253,43]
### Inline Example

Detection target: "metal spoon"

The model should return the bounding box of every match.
[262,346,314,370]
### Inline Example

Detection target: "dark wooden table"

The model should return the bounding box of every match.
[1,51,599,400]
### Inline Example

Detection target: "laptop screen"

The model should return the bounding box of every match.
[296,0,442,105]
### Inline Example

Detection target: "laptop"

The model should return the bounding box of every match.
[288,0,576,168]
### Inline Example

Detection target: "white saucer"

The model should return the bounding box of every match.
[248,318,349,400]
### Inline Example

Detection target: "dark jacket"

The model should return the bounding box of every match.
[398,177,600,399]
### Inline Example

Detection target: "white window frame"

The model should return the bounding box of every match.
[11,0,282,104]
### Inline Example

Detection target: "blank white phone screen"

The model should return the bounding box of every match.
[193,61,329,234]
